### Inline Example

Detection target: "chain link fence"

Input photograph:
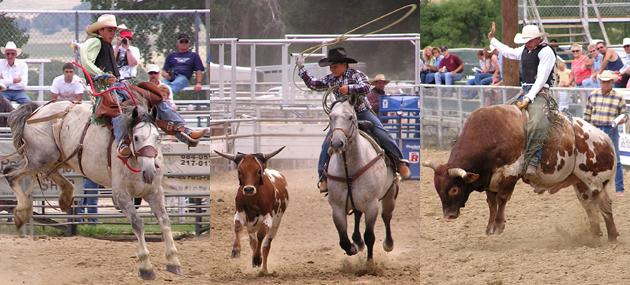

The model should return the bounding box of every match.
[0,10,209,88]
[520,0,630,20]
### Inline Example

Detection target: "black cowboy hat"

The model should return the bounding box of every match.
[318,47,358,67]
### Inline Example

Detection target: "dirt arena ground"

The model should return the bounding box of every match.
[3,149,630,284]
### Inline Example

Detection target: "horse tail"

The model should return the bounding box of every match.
[7,102,40,153]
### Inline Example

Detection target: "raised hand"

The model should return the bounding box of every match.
[488,21,496,40]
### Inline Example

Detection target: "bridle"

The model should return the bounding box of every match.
[118,121,159,173]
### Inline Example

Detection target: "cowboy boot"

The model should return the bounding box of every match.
[175,127,209,147]
[117,139,131,157]
[398,159,411,179]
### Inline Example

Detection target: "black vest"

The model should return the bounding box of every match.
[94,37,119,78]
[520,43,555,86]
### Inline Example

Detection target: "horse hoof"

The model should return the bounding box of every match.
[355,242,365,252]
[166,264,183,275]
[139,268,156,280]
[383,240,394,252]
[252,255,262,267]
[346,244,359,256]
[231,248,240,258]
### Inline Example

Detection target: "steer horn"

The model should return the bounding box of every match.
[447,168,468,178]
[422,161,438,170]
[213,150,244,163]
[262,146,286,160]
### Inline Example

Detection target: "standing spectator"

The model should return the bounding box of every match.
[583,70,626,196]
[0,83,13,127]
[619,37,630,88]
[595,40,624,87]
[420,46,437,84]
[433,46,464,85]
[162,33,205,95]
[147,64,176,110]
[581,41,603,88]
[0,41,30,105]
[568,43,591,87]
[114,27,141,80]
[367,73,390,113]
[50,62,85,102]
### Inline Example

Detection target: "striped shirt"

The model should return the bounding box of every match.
[298,67,370,112]
[584,89,627,126]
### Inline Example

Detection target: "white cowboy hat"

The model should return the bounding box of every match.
[598,70,618,82]
[369,74,390,85]
[513,25,546,44]
[1,41,22,56]
[146,64,161,73]
[85,14,124,34]
[623,38,630,47]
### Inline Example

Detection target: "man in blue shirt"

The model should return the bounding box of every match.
[161,33,205,95]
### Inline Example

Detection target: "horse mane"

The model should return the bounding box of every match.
[7,102,40,153]
[120,105,155,139]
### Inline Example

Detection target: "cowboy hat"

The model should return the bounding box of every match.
[85,14,124,34]
[598,70,618,82]
[1,41,22,56]
[318,47,358,67]
[514,25,546,44]
[369,74,390,85]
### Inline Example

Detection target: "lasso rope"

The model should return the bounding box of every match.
[70,61,138,107]
[290,4,417,114]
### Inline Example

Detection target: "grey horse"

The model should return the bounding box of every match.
[325,97,398,263]
[2,101,181,280]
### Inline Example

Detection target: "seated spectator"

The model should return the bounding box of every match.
[420,46,437,84]
[595,40,624,87]
[367,73,389,113]
[424,47,443,84]
[50,62,85,102]
[619,37,630,88]
[0,41,30,105]
[581,41,603,88]
[433,46,464,85]
[568,43,591,87]
[466,50,486,86]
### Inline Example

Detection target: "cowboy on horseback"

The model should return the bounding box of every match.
[296,47,410,192]
[488,22,558,178]
[80,14,208,157]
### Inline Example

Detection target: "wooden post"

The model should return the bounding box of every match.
[502,0,520,86]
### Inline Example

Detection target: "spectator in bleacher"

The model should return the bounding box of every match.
[568,43,591,87]
[581,41,603,88]
[367,73,390,113]
[466,50,485,86]
[0,83,13,128]
[619,37,630,88]
[161,33,205,95]
[0,41,30,105]
[433,46,464,85]
[595,40,625,87]
[420,46,438,84]
[556,60,572,112]
[50,62,85,102]
[432,47,443,68]
[114,26,141,80]
[147,64,176,110]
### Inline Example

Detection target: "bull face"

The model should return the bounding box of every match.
[423,161,479,219]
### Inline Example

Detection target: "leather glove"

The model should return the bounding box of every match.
[516,98,530,110]
[295,54,305,68]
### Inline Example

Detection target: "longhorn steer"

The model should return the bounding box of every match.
[214,146,288,275]
[423,105,618,240]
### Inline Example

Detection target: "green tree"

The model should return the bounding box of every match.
[420,0,501,48]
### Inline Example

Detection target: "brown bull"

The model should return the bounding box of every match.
[423,105,618,240]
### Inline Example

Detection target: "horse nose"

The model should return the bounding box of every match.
[142,170,154,184]
[331,140,344,149]
[243,186,256,195]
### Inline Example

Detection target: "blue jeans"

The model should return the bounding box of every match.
[156,101,185,124]
[162,74,190,95]
[597,126,624,193]
[2,89,31,105]
[77,179,102,222]
[475,73,493,85]
[434,72,463,85]
[318,109,403,178]
[423,72,436,84]
[581,78,600,88]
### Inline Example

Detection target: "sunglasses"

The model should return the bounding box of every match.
[597,46,605,50]
[624,45,630,48]
[5,52,16,55]
[178,39,189,44]
[571,50,581,53]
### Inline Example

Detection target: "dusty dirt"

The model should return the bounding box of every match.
[3,149,630,284]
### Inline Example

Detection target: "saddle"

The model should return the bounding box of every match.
[356,120,395,170]
[94,81,165,119]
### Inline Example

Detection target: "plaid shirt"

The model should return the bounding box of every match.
[298,67,370,112]
[584,89,627,126]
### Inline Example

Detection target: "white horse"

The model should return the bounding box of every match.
[325,97,398,262]
[3,101,181,280]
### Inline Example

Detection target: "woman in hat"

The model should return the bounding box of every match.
[80,14,207,157]
[296,47,410,193]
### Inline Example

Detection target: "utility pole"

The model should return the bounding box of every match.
[502,0,520,86]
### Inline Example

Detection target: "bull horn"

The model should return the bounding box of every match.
[213,150,236,161]
[263,146,286,160]
[422,161,438,170]
[448,168,467,178]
